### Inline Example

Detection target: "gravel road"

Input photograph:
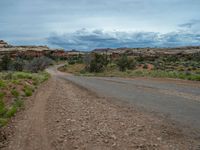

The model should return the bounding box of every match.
[56,70,200,129]
[2,66,200,150]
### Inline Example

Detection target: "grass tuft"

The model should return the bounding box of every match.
[5,106,17,118]
[0,118,8,127]
[11,89,20,98]
[23,85,33,97]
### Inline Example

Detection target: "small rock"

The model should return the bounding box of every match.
[110,134,117,140]
[104,139,109,143]
[157,137,162,141]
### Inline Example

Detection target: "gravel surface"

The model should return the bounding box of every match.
[58,74,200,129]
[46,77,200,150]
[1,66,200,150]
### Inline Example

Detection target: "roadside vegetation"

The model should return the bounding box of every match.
[0,55,51,127]
[59,52,200,81]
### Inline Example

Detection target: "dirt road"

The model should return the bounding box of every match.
[57,70,200,129]
[2,67,200,150]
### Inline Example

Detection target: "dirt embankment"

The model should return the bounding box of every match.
[1,73,200,150]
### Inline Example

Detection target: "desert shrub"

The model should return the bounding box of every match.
[88,53,108,73]
[10,58,25,71]
[67,54,83,64]
[68,59,76,65]
[143,64,148,69]
[117,55,128,72]
[127,59,136,70]
[0,55,11,71]
[165,55,178,62]
[32,72,50,84]
[193,52,200,62]
[117,55,136,71]
[25,56,53,73]
[136,56,144,62]
[153,61,160,69]
[67,56,77,65]
[80,69,87,74]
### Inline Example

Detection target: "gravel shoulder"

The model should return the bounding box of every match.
[1,69,200,149]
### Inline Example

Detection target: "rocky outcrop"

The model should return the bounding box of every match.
[0,40,84,59]
[0,40,11,48]
[0,41,52,58]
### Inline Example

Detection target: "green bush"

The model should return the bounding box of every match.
[136,56,144,62]
[25,56,53,73]
[10,58,25,71]
[88,53,108,73]
[32,72,50,84]
[127,59,136,70]
[67,54,83,65]
[117,55,128,72]
[117,55,136,71]
[13,72,33,79]
[23,85,33,97]
[68,59,76,65]
[0,55,11,71]
[143,64,148,69]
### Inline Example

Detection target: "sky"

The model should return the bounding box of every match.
[0,0,200,50]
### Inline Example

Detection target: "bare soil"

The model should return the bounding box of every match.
[1,74,200,150]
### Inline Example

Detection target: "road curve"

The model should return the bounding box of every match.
[48,66,200,129]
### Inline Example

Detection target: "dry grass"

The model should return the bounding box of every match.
[58,64,86,74]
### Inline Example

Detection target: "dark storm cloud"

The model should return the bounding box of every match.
[47,29,200,50]
[179,20,200,28]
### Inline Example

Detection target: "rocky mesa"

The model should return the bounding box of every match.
[0,40,82,59]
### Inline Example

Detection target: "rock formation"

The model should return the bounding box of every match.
[0,40,10,48]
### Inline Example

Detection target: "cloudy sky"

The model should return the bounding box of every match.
[0,0,200,50]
